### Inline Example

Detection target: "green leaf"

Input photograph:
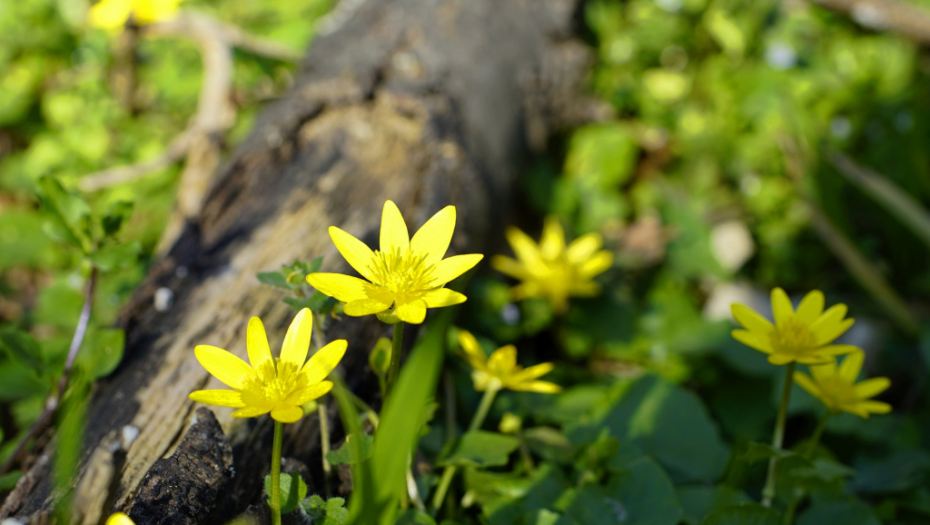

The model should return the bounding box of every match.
[75,328,125,380]
[36,177,93,252]
[568,455,681,525]
[739,442,798,466]
[326,433,374,466]
[301,495,349,524]
[351,309,453,525]
[307,290,336,313]
[306,256,324,274]
[796,499,880,525]
[577,375,729,483]
[394,510,437,525]
[283,296,314,312]
[440,431,520,468]
[101,200,134,237]
[257,271,290,288]
[0,359,48,401]
[699,503,781,525]
[89,241,141,272]
[677,485,750,525]
[0,326,47,374]
[369,337,392,376]
[0,471,23,491]
[264,472,307,515]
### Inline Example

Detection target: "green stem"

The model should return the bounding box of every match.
[270,421,284,525]
[763,362,796,507]
[386,322,406,397]
[431,387,499,513]
[318,401,332,495]
[783,411,832,525]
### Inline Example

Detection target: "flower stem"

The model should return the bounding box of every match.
[310,311,333,494]
[783,410,832,525]
[763,362,796,507]
[386,321,405,397]
[431,387,499,513]
[270,420,284,525]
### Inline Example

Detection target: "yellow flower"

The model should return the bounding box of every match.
[793,352,892,418]
[731,288,858,365]
[492,216,613,313]
[189,308,346,423]
[106,514,135,525]
[457,331,561,393]
[88,0,183,30]
[306,201,483,324]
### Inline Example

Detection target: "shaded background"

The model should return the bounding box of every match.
[1,0,930,523]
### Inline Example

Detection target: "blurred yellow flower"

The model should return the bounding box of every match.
[307,201,483,324]
[793,352,892,418]
[458,331,560,394]
[189,308,346,423]
[88,0,183,30]
[106,513,135,525]
[492,216,612,313]
[731,289,858,365]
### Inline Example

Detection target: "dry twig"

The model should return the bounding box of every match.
[812,0,930,44]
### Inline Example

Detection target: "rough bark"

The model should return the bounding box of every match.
[1,0,599,521]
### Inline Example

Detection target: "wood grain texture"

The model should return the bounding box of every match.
[1,0,592,521]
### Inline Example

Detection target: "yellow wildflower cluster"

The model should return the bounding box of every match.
[307,201,483,324]
[457,331,560,393]
[493,216,612,313]
[189,309,346,423]
[731,288,892,419]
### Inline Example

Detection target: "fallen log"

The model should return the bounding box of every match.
[0,0,600,521]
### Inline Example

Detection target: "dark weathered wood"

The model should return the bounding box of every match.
[1,0,595,521]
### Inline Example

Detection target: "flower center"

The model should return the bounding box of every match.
[769,317,818,354]
[240,359,307,409]
[368,248,437,298]
[817,377,858,408]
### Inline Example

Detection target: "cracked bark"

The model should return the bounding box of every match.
[0,0,604,522]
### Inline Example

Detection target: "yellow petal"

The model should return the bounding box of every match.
[731,329,773,353]
[540,216,566,260]
[731,303,774,333]
[796,354,834,365]
[396,299,428,324]
[380,200,410,254]
[487,345,517,375]
[838,351,864,381]
[505,227,544,270]
[329,226,377,281]
[819,344,860,356]
[795,290,825,324]
[857,400,892,415]
[281,308,312,367]
[423,288,467,308]
[768,353,795,365]
[577,251,613,279]
[771,288,793,327]
[271,406,304,424]
[809,359,837,381]
[458,331,488,371]
[194,345,254,389]
[511,380,561,394]
[106,513,135,525]
[566,233,603,264]
[247,317,273,378]
[134,0,182,23]
[189,389,245,408]
[432,254,483,286]
[813,318,854,346]
[854,377,890,399]
[307,273,370,302]
[509,362,554,384]
[491,255,528,279]
[792,372,821,399]
[809,304,849,337]
[345,298,392,316]
[286,381,334,406]
[511,281,542,301]
[410,206,456,265]
[232,406,270,418]
[88,0,132,29]
[302,340,347,384]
